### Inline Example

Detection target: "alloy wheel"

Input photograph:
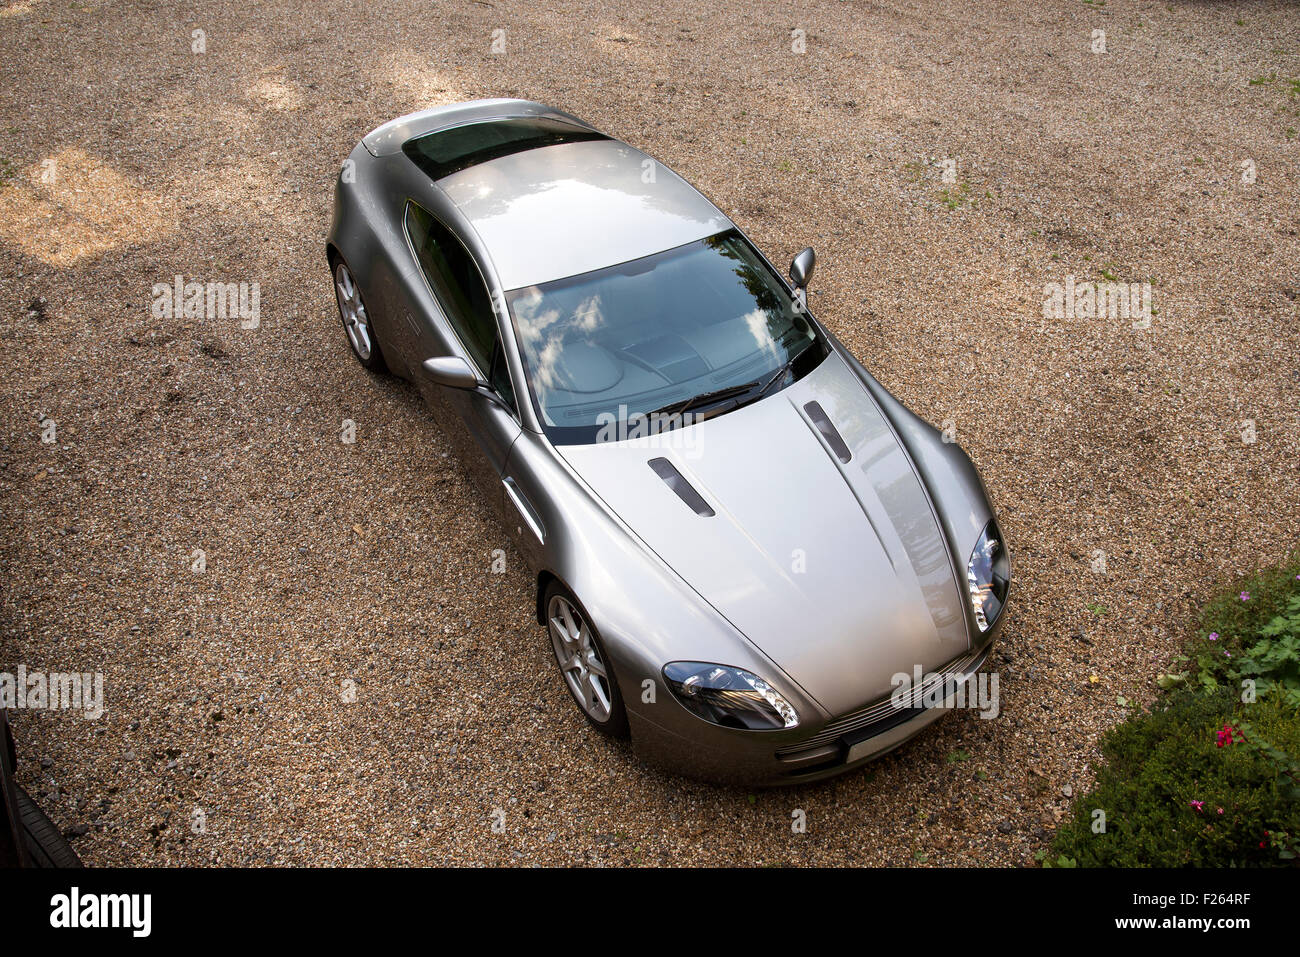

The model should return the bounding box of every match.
[334,261,372,361]
[547,594,613,723]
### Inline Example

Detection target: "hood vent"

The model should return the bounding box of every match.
[648,457,715,517]
[803,401,852,464]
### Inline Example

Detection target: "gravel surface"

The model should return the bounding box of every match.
[0,0,1297,866]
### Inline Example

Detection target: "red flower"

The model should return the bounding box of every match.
[1216,724,1242,747]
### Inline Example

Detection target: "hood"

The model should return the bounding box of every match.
[557,353,970,716]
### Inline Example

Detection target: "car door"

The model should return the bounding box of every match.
[403,201,521,518]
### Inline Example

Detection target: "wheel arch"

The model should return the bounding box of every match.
[536,569,560,625]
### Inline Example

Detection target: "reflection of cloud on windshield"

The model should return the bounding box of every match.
[741,307,782,366]
[535,336,564,393]
[511,287,563,394]
[573,294,605,334]
[513,287,608,402]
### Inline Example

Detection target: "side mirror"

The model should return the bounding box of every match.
[421,356,480,390]
[789,247,815,290]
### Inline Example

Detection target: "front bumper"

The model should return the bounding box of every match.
[628,643,996,787]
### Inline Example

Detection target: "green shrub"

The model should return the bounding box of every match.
[1190,550,1300,692]
[1054,555,1300,866]
[1052,688,1299,866]
[1238,593,1300,708]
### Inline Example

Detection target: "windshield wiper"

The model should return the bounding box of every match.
[750,344,811,403]
[645,380,760,421]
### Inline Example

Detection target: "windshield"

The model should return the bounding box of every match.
[507,230,824,444]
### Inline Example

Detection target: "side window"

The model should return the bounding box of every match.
[405,202,496,375]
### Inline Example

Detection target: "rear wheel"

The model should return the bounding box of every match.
[544,582,629,738]
[15,785,82,868]
[333,257,388,372]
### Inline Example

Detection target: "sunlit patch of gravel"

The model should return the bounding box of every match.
[0,0,1296,866]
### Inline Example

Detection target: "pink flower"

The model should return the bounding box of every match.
[1208,632,1219,641]
[1217,808,1224,815]
[1190,800,1204,812]
[1240,591,1250,601]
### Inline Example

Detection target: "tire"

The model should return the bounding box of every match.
[15,785,82,868]
[543,581,630,738]
[331,254,389,373]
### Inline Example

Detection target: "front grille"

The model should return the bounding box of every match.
[776,646,990,759]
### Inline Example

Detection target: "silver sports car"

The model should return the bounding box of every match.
[326,99,1009,784]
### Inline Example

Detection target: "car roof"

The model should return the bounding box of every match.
[434,136,733,290]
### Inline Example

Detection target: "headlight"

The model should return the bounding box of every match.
[966,521,1009,632]
[662,662,799,730]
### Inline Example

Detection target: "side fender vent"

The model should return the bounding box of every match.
[648,457,714,517]
[804,401,852,464]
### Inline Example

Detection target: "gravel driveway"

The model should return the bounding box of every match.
[1,0,1297,866]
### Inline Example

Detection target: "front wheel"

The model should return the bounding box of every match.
[544,582,629,738]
